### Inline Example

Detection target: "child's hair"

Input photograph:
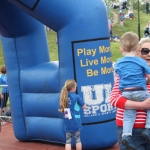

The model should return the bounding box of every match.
[59,79,76,112]
[1,65,6,74]
[120,32,139,52]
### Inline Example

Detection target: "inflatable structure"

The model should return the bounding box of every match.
[0,0,117,149]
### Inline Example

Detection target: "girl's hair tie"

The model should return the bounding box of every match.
[64,85,67,88]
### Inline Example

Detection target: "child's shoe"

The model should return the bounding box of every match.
[121,135,136,150]
[141,128,150,142]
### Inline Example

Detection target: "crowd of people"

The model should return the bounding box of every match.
[107,0,150,42]
[107,0,136,42]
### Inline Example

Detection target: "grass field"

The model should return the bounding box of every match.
[47,30,58,61]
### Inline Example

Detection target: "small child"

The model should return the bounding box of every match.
[115,32,150,150]
[120,13,125,26]
[59,79,86,150]
[113,33,120,42]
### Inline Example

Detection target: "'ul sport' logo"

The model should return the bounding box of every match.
[81,83,116,117]
[81,83,112,105]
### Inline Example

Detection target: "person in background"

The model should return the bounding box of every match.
[58,79,86,150]
[144,21,150,37]
[122,0,128,10]
[0,92,3,116]
[112,1,120,9]
[128,8,135,20]
[110,37,150,150]
[145,21,150,30]
[145,0,150,14]
[108,24,113,41]
[119,11,125,26]
[56,37,58,44]
[46,26,50,31]
[0,65,9,116]
[113,33,120,42]
[108,17,113,41]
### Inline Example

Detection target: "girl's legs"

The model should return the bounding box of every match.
[76,142,82,150]
[65,132,72,150]
[65,140,82,150]
[1,100,4,115]
[65,131,82,150]
[75,131,82,150]
[65,144,71,150]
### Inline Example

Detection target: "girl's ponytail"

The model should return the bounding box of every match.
[59,79,76,112]
[60,85,69,112]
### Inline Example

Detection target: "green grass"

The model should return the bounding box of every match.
[111,42,122,62]
[46,30,58,61]
[110,9,150,62]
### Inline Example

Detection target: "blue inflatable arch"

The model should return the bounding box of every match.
[0,0,117,149]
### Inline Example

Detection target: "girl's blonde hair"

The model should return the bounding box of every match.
[139,38,150,49]
[59,79,76,112]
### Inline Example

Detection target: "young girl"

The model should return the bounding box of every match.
[59,79,86,150]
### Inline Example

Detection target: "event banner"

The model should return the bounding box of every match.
[72,38,116,123]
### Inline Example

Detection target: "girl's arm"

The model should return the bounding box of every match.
[77,95,87,109]
[82,104,87,109]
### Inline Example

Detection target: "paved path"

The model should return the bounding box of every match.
[0,122,119,150]
[111,11,119,27]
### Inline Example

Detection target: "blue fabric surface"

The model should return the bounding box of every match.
[115,56,150,90]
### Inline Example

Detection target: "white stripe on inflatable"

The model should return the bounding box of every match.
[0,85,8,87]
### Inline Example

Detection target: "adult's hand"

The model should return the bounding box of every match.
[124,98,150,110]
[141,98,150,110]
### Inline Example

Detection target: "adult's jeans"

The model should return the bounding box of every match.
[117,126,150,150]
